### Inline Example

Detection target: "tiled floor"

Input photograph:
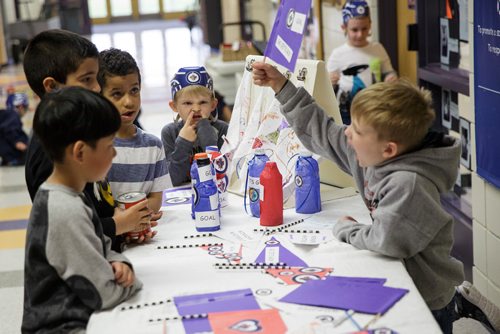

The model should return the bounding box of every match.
[0,19,490,334]
[0,19,212,333]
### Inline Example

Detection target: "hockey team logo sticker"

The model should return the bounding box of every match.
[186,71,201,84]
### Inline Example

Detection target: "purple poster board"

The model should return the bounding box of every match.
[264,0,313,71]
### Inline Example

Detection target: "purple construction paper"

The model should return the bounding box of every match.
[264,0,313,71]
[280,278,408,314]
[255,237,308,267]
[174,289,260,334]
[326,276,387,285]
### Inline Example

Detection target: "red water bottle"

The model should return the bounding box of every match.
[259,161,283,226]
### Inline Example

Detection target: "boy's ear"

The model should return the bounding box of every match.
[72,141,86,163]
[211,97,218,111]
[42,77,59,93]
[382,141,399,159]
[169,100,177,112]
[341,24,347,33]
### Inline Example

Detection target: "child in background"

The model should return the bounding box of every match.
[23,87,142,333]
[23,29,151,251]
[252,62,464,333]
[0,93,29,166]
[327,0,397,124]
[98,48,170,217]
[162,66,228,186]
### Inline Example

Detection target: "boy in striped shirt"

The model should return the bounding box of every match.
[98,48,171,229]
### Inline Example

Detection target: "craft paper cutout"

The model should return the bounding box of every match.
[201,243,243,264]
[255,237,308,267]
[208,309,287,334]
[265,267,333,285]
[280,276,407,314]
[264,0,313,71]
[162,186,192,207]
[351,329,398,334]
[174,289,260,334]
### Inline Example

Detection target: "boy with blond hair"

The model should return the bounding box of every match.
[252,62,464,333]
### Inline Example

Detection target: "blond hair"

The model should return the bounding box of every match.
[173,85,214,103]
[350,79,435,151]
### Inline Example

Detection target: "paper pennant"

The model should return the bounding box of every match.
[265,267,333,285]
[255,237,308,267]
[209,309,287,334]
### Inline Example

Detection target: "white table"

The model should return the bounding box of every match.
[87,190,441,334]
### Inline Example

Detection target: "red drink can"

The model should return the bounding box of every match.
[116,192,150,239]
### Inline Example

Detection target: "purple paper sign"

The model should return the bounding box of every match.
[280,276,408,314]
[264,0,313,71]
[174,289,260,334]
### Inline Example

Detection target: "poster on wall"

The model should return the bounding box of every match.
[460,117,471,169]
[442,89,452,129]
[474,0,500,188]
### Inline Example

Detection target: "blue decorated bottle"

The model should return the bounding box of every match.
[295,152,321,214]
[193,156,220,231]
[190,153,205,219]
[247,148,269,217]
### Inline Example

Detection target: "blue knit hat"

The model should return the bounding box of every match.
[170,66,213,99]
[12,93,29,108]
[342,1,370,24]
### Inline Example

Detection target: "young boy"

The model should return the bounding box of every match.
[252,62,464,333]
[23,87,142,333]
[161,66,228,186]
[327,0,397,124]
[0,93,29,166]
[98,48,170,214]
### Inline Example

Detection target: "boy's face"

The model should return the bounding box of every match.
[344,117,390,167]
[101,73,141,128]
[343,17,371,47]
[64,58,100,93]
[171,91,217,124]
[82,134,116,182]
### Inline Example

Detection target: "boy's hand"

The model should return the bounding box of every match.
[111,262,135,288]
[252,62,288,93]
[113,200,152,235]
[179,111,197,142]
[329,71,340,85]
[125,212,161,244]
[15,141,27,151]
[339,216,358,223]
[384,73,398,83]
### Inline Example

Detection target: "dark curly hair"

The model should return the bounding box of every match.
[97,48,141,89]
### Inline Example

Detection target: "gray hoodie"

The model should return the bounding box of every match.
[276,81,464,310]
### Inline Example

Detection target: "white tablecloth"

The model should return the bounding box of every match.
[87,190,441,334]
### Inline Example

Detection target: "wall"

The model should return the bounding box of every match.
[396,0,417,83]
[3,0,44,23]
[469,0,500,307]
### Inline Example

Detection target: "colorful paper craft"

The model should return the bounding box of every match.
[208,309,287,334]
[265,267,333,285]
[174,289,261,334]
[201,243,243,264]
[280,276,408,314]
[264,0,313,71]
[255,237,308,267]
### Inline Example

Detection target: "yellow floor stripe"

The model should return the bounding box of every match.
[0,205,31,221]
[0,230,26,249]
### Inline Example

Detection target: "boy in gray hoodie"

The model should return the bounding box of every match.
[252,62,463,333]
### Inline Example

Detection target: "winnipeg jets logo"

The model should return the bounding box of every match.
[287,9,295,28]
[186,71,201,84]
[230,320,262,332]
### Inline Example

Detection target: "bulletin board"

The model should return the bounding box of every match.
[474,1,500,188]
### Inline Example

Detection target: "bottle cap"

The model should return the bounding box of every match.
[194,153,208,160]
[299,151,312,158]
[197,157,211,167]
[205,146,219,153]
[255,148,266,155]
